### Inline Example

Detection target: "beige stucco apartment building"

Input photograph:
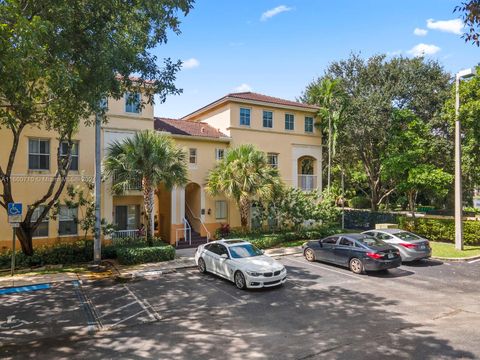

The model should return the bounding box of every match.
[0,92,321,249]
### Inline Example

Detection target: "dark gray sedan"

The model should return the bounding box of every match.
[302,233,402,274]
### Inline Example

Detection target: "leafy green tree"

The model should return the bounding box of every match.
[384,110,453,215]
[206,145,282,230]
[51,181,115,240]
[260,187,340,230]
[456,1,480,46]
[104,131,188,244]
[442,65,480,205]
[301,78,345,191]
[310,54,451,210]
[0,0,193,255]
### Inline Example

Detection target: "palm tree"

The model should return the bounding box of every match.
[304,78,345,191]
[104,130,188,244]
[206,144,282,230]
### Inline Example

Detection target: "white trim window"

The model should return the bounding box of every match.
[59,205,78,236]
[215,200,227,220]
[189,148,197,164]
[28,138,50,170]
[125,92,141,113]
[263,110,273,128]
[31,206,49,238]
[304,117,314,133]
[215,148,225,161]
[240,108,251,126]
[285,114,294,131]
[267,153,279,168]
[60,141,79,171]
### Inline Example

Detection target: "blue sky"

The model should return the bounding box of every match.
[153,0,479,118]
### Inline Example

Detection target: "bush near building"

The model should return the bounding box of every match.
[399,217,480,246]
[0,238,175,270]
[219,225,343,249]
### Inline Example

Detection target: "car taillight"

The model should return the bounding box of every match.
[366,252,383,259]
[399,243,416,249]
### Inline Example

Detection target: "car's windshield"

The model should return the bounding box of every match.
[395,231,421,241]
[229,244,263,259]
[357,236,386,247]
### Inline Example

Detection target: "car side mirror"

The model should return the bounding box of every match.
[318,241,323,247]
[220,253,228,259]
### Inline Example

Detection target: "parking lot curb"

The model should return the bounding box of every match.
[264,246,303,257]
[431,254,480,262]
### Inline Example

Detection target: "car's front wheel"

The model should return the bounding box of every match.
[198,257,207,273]
[234,271,247,290]
[349,257,365,274]
[304,248,316,262]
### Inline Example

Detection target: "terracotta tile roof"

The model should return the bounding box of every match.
[154,117,229,139]
[226,92,319,110]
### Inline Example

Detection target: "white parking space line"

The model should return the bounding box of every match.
[122,284,157,322]
[284,257,367,281]
[468,258,480,264]
[186,270,247,305]
[97,301,138,319]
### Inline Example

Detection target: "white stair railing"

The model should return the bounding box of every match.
[185,202,210,241]
[175,217,191,247]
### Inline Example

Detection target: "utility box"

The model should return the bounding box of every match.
[375,223,397,229]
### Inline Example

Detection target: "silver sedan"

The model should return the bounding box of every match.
[362,229,431,262]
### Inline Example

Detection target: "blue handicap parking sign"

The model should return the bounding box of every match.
[7,203,22,216]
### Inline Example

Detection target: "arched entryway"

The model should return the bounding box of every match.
[185,182,202,233]
[297,156,317,191]
[156,183,172,242]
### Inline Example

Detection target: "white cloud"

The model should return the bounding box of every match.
[387,50,403,56]
[407,43,441,57]
[413,28,428,36]
[182,58,200,69]
[233,83,252,92]
[261,5,292,21]
[426,18,463,35]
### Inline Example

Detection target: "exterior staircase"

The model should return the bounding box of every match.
[176,229,208,249]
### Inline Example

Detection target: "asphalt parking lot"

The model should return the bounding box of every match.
[1,255,479,359]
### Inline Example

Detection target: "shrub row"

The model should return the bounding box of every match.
[222,225,342,249]
[0,237,175,270]
[116,245,175,265]
[0,240,94,269]
[399,217,480,245]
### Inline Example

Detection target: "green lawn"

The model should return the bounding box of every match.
[430,242,480,258]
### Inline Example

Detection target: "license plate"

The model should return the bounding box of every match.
[388,253,394,259]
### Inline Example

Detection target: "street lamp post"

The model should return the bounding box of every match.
[455,68,475,251]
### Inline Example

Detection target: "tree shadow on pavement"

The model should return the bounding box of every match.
[0,267,475,360]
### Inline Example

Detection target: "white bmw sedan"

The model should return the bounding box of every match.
[195,239,287,290]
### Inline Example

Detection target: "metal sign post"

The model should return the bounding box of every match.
[7,203,22,277]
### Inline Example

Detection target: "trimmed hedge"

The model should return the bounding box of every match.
[116,245,175,265]
[0,240,94,269]
[222,226,342,249]
[399,217,480,245]
[0,237,174,270]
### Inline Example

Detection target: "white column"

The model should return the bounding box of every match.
[200,186,206,223]
[179,187,185,222]
[292,157,298,188]
[318,144,323,193]
[171,187,177,224]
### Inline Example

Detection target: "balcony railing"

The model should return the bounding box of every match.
[111,229,140,240]
[298,174,317,191]
[112,172,142,191]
